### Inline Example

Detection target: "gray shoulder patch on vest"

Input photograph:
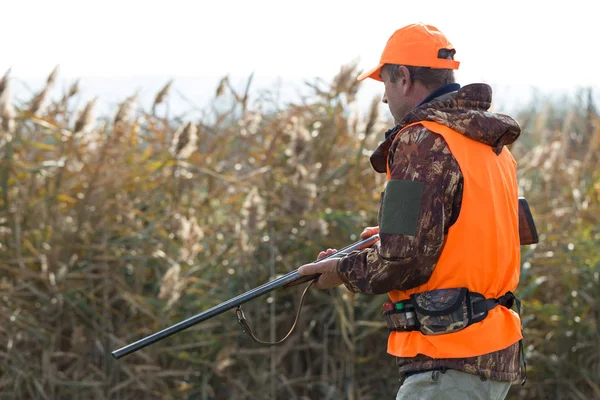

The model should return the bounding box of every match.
[380,180,424,237]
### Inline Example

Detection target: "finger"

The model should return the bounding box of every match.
[361,227,379,239]
[318,249,338,260]
[298,263,319,275]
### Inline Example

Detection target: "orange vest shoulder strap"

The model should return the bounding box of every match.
[385,121,451,180]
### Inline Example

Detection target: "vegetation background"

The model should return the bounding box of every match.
[0,63,598,400]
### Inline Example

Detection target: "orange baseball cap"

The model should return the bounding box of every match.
[357,23,460,82]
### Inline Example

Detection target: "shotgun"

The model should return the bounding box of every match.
[112,197,538,359]
[111,234,381,359]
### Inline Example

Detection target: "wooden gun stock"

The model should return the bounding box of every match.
[519,197,539,245]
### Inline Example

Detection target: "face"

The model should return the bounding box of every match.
[380,67,411,124]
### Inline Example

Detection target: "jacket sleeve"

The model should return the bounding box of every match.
[336,125,463,295]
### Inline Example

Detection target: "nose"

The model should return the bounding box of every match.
[382,92,388,104]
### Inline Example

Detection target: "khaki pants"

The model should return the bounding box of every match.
[396,369,512,400]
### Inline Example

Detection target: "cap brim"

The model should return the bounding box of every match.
[357,63,384,82]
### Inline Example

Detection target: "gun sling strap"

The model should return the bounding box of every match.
[236,278,315,345]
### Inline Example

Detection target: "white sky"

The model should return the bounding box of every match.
[1,0,597,106]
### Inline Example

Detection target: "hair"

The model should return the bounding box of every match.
[382,48,456,89]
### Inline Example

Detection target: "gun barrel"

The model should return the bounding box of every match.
[111,234,379,359]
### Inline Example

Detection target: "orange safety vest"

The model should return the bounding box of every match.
[385,121,522,359]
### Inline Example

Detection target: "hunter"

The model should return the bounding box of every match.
[298,23,525,400]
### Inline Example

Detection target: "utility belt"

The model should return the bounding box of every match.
[383,287,520,335]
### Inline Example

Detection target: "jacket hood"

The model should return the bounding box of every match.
[370,83,521,173]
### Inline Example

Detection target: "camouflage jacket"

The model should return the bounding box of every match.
[336,83,523,382]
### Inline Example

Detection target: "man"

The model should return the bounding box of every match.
[298,23,525,399]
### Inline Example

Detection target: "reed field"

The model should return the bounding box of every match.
[0,63,598,400]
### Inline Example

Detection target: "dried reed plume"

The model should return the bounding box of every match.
[47,65,60,87]
[157,263,185,308]
[171,213,205,264]
[73,97,98,134]
[348,95,387,140]
[215,75,229,98]
[0,68,9,94]
[238,187,267,253]
[68,79,79,98]
[331,60,361,103]
[60,79,80,105]
[169,121,198,159]
[28,66,60,115]
[152,79,173,112]
[238,228,251,254]
[0,69,15,133]
[364,96,381,138]
[285,116,312,164]
[114,94,137,125]
[241,187,266,231]
[28,88,49,116]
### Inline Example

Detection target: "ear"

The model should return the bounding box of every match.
[398,65,413,96]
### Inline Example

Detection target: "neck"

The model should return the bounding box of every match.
[409,84,434,109]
